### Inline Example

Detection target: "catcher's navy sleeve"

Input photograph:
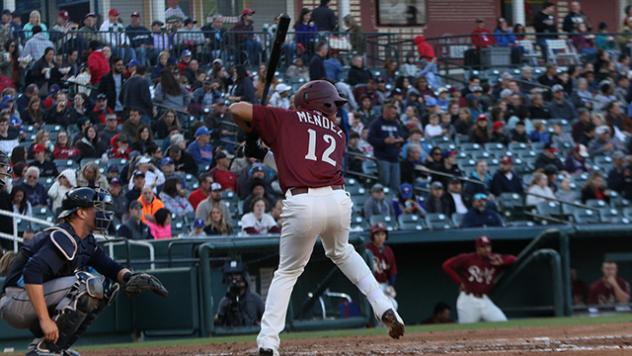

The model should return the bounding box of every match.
[90,244,125,281]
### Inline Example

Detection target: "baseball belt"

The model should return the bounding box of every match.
[288,185,344,196]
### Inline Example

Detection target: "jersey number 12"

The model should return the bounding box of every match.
[305,128,336,167]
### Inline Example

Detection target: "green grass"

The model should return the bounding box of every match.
[81,314,632,351]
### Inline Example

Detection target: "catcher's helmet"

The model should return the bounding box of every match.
[0,151,11,191]
[58,187,114,233]
[293,80,347,117]
[370,223,388,240]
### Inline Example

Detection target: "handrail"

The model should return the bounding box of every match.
[526,192,599,211]
[492,248,564,316]
[0,209,54,251]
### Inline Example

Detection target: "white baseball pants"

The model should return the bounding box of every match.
[257,187,395,353]
[456,291,507,324]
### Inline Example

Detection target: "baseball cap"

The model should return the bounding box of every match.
[107,164,120,173]
[425,96,438,107]
[473,193,488,201]
[371,183,384,193]
[212,58,223,66]
[276,83,291,93]
[58,10,69,20]
[211,182,222,191]
[137,156,151,165]
[551,84,564,93]
[492,121,505,130]
[544,142,559,153]
[500,88,513,99]
[477,114,487,122]
[96,93,107,100]
[242,8,256,16]
[472,85,483,92]
[215,151,228,160]
[399,183,413,199]
[131,11,140,17]
[106,113,117,121]
[448,177,461,185]
[475,235,491,248]
[109,177,121,186]
[85,13,96,19]
[184,17,196,25]
[127,58,139,68]
[152,20,164,27]
[194,218,205,228]
[574,144,589,158]
[160,157,174,166]
[430,181,444,190]
[595,125,610,135]
[32,144,45,154]
[195,126,210,137]
[500,156,512,165]
[251,164,265,174]
[108,8,120,17]
[133,170,145,178]
[182,49,192,58]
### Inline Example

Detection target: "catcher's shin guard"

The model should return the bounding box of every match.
[40,272,119,353]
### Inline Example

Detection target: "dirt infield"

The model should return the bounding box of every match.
[83,321,632,355]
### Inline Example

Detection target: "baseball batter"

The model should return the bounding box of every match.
[230,80,404,356]
[442,236,516,323]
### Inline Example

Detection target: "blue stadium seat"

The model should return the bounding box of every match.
[599,208,624,224]
[425,213,454,230]
[572,209,600,224]
[460,143,482,153]
[536,201,562,216]
[484,143,506,155]
[54,159,79,171]
[451,213,465,227]
[369,214,396,230]
[585,199,608,210]
[398,214,425,231]
[350,213,369,231]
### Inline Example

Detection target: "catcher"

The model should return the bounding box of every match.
[0,187,168,356]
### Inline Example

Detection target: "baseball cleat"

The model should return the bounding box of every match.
[259,347,274,356]
[381,309,405,339]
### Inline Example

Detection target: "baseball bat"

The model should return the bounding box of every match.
[261,13,291,105]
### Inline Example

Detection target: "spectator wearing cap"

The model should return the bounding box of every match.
[469,114,490,144]
[109,133,132,159]
[231,8,262,65]
[242,178,274,215]
[510,120,530,144]
[22,10,48,41]
[167,143,198,175]
[460,193,504,228]
[347,55,372,86]
[269,84,292,109]
[589,125,623,156]
[471,18,495,50]
[548,84,577,120]
[187,126,214,167]
[490,121,510,145]
[490,156,523,197]
[121,66,153,119]
[118,200,152,240]
[196,182,233,226]
[426,181,456,216]
[533,143,564,171]
[18,166,48,208]
[106,177,127,219]
[158,156,186,189]
[438,150,462,188]
[98,56,126,113]
[126,11,152,67]
[29,144,58,177]
[363,183,395,220]
[77,13,99,47]
[159,178,193,218]
[210,151,237,191]
[100,113,121,145]
[189,173,212,209]
[192,77,222,111]
[564,144,590,174]
[126,170,145,203]
[392,183,425,219]
[368,103,407,191]
[99,8,132,61]
[447,178,468,215]
[47,169,77,213]
[129,155,165,191]
[206,99,237,146]
[87,44,111,86]
[49,10,73,45]
[188,218,207,238]
[176,18,205,53]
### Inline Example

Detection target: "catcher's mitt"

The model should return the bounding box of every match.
[124,272,169,298]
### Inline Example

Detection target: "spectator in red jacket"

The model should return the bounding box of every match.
[413,24,435,61]
[210,150,237,191]
[471,18,496,49]
[87,43,111,85]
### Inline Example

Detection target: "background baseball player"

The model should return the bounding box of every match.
[230,80,404,356]
[365,223,398,310]
[442,235,516,323]
[0,187,167,355]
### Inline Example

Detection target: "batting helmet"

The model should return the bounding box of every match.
[370,223,389,240]
[0,151,11,191]
[58,187,114,233]
[293,80,347,117]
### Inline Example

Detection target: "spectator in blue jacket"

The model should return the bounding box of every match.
[490,156,524,197]
[461,193,504,228]
[368,103,407,191]
[493,18,517,47]
[187,126,213,168]
[18,166,49,208]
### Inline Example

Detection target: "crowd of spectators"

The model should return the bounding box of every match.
[0,0,629,247]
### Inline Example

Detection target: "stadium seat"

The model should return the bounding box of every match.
[346,185,367,196]
[451,213,465,227]
[54,159,79,171]
[398,214,425,231]
[484,143,506,156]
[32,207,54,223]
[611,196,631,209]
[460,143,482,153]
[561,202,580,216]
[508,143,529,154]
[585,199,608,209]
[599,208,625,224]
[344,177,358,187]
[350,213,369,231]
[44,124,63,134]
[536,201,562,217]
[369,215,396,230]
[425,213,454,230]
[572,209,600,224]
[498,193,525,218]
[507,220,536,227]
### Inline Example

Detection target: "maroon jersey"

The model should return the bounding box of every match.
[252,105,345,192]
[587,277,630,305]
[442,253,516,295]
[365,242,397,284]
